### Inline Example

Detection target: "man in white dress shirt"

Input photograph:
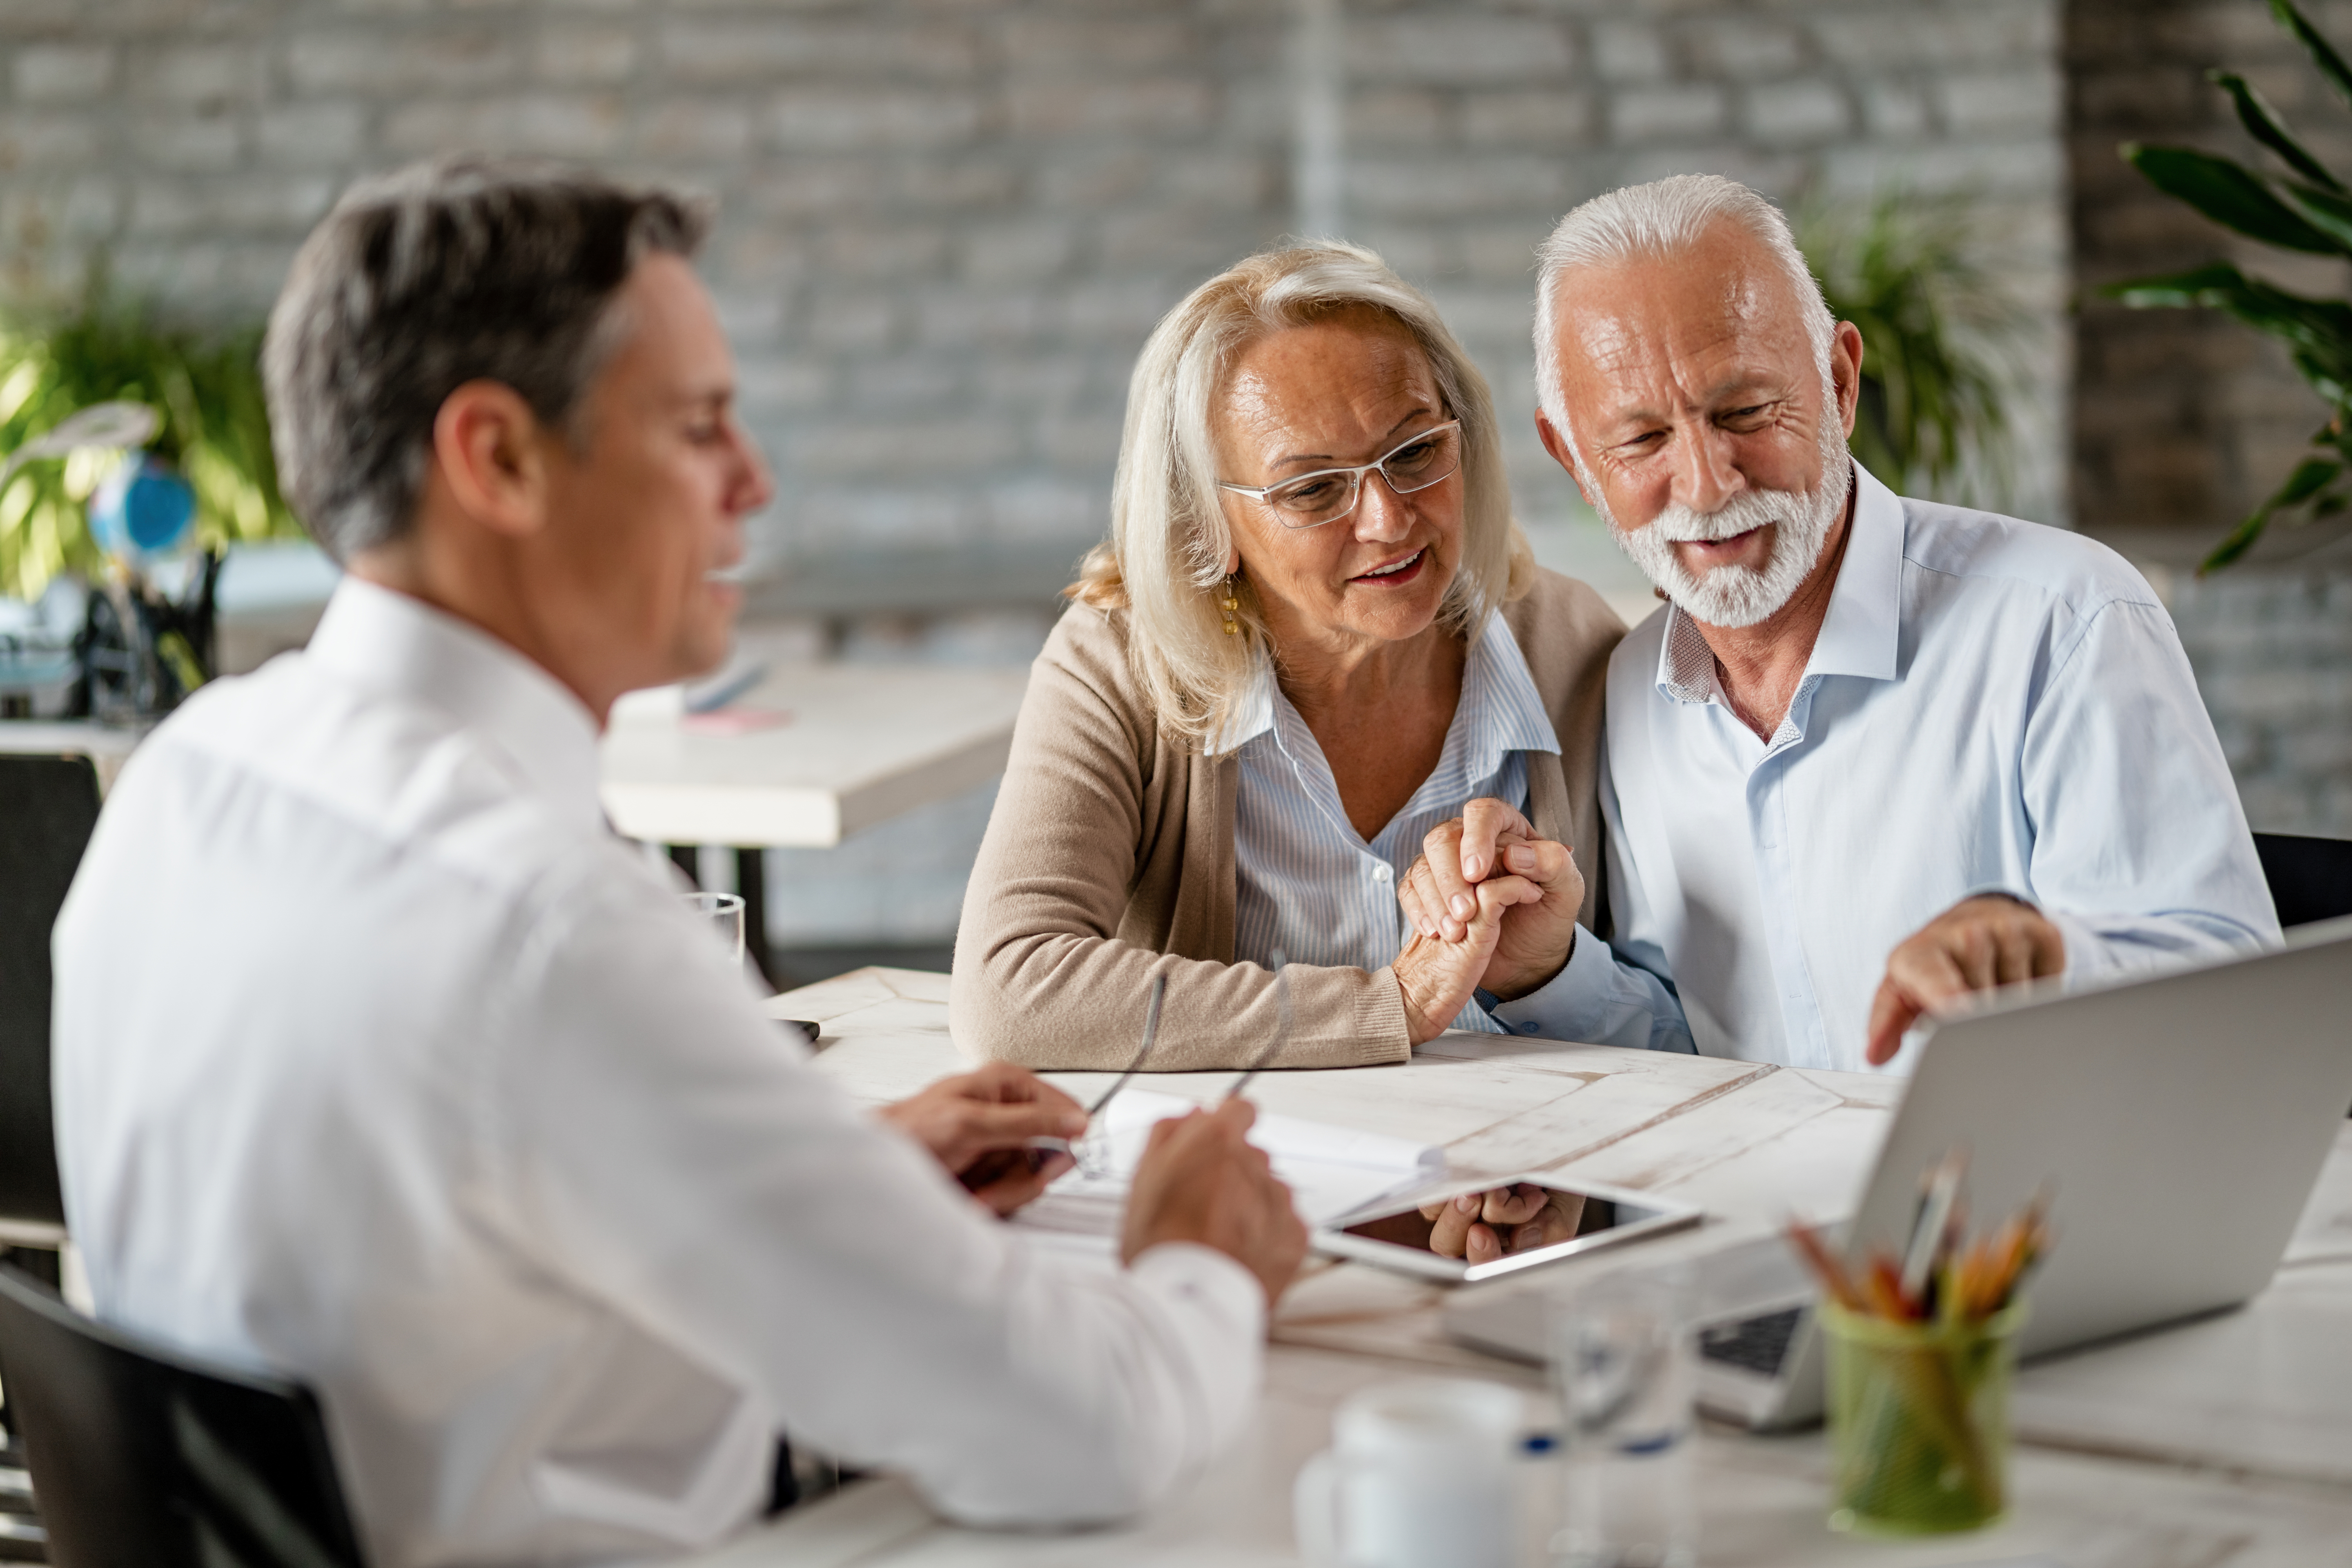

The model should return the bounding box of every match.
[51,158,1304,1567]
[1401,173,2276,1077]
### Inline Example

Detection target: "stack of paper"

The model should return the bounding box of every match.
[1010,1089,1446,1259]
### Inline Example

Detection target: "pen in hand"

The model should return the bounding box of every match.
[1223,949,1290,1104]
[1024,972,1167,1169]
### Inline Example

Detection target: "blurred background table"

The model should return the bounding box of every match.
[603,660,1029,984]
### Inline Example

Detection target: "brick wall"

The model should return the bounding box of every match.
[0,0,2070,583]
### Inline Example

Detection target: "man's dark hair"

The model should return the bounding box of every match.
[262,156,711,561]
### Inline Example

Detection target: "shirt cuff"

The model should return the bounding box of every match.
[1127,1241,1268,1341]
[1489,922,1609,1038]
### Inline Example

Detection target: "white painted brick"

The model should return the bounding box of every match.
[790,418,1021,481]
[286,29,515,94]
[960,221,1075,284]
[0,109,99,168]
[535,26,638,83]
[255,103,367,167]
[128,176,334,236]
[999,17,1193,69]
[137,44,255,105]
[132,111,242,172]
[1349,155,1572,219]
[659,20,978,84]
[1592,22,1668,83]
[1609,85,1729,144]
[1156,150,1275,208]
[1345,17,1574,84]
[1683,19,1805,80]
[816,222,950,279]
[13,43,114,103]
[914,288,1045,349]
[1463,90,1594,148]
[639,101,752,160]
[1938,69,2058,137]
[1004,77,1211,137]
[1746,81,1848,146]
[381,94,626,156]
[1859,82,1931,139]
[1347,88,1448,148]
[801,291,901,352]
[768,87,984,150]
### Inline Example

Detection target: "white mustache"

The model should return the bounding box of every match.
[1646,488,1804,544]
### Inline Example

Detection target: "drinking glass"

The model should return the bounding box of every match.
[1549,1263,1698,1568]
[680,891,746,965]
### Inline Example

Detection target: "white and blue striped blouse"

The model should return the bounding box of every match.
[1216,615,1558,1036]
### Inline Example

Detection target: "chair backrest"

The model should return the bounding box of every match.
[0,1265,366,1568]
[0,755,102,1226]
[2253,831,2352,929]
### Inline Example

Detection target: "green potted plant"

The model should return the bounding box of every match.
[2111,0,2352,571]
[0,264,299,604]
[1800,190,2024,511]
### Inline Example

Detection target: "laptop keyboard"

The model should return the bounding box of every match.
[1699,1306,1804,1376]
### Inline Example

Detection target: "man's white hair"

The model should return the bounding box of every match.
[1533,173,1836,470]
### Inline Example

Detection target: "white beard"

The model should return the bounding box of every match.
[1614,471,1845,627]
[1593,412,1853,628]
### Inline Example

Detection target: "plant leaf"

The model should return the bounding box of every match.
[2272,0,2352,113]
[2200,454,2341,572]
[2122,143,2348,253]
[2281,178,2352,246]
[2210,69,2345,189]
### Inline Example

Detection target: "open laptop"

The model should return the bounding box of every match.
[1445,916,2352,1428]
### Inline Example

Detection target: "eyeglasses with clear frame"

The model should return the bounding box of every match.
[1217,420,1464,530]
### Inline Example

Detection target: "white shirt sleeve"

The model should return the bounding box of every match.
[2016,600,2281,978]
[486,868,1263,1527]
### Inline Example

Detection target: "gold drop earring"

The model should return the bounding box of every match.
[1220,575,1241,635]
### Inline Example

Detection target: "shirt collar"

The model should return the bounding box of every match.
[1653,460,1906,703]
[1207,611,1559,766]
[304,577,607,832]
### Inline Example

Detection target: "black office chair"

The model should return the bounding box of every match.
[2252,832,2352,929]
[0,1265,367,1568]
[0,755,103,1241]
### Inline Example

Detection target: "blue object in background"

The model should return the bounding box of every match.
[88,453,196,560]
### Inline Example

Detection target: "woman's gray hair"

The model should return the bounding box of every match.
[1069,241,1532,748]
[262,156,711,562]
[1533,174,1833,480]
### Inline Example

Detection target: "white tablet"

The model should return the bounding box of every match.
[1313,1176,1702,1283]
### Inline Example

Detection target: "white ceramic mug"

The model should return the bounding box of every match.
[1293,1378,1523,1568]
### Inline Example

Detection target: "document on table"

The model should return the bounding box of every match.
[1010,1089,1446,1261]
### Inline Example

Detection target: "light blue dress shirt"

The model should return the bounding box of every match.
[1223,615,1558,1037]
[1510,463,2280,1072]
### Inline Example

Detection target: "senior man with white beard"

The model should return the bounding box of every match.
[1399,173,2277,1083]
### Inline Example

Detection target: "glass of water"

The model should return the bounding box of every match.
[680,891,746,965]
[1548,1262,1698,1568]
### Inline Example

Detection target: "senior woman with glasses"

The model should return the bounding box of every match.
[951,243,1628,1071]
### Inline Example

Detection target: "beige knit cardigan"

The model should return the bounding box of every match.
[949,567,1628,1072]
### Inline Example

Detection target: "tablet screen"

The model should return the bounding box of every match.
[1339,1182,1674,1264]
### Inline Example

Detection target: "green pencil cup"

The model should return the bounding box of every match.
[1820,1300,2027,1536]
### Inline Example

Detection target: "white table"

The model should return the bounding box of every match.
[692,967,2352,1568]
[599,661,1028,849]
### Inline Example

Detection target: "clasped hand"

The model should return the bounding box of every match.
[1390,798,1584,1045]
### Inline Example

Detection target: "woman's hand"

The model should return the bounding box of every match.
[1397,799,1584,1002]
[877,1061,1087,1216]
[1392,873,1544,1044]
